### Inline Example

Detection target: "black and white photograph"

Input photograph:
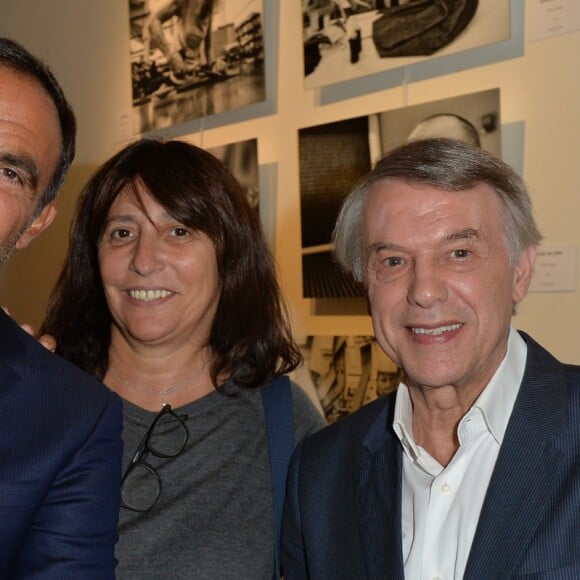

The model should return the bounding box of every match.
[376,87,501,159]
[299,88,501,299]
[293,335,401,423]
[129,0,266,133]
[208,137,260,212]
[302,0,510,90]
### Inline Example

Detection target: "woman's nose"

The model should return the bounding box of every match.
[129,235,164,275]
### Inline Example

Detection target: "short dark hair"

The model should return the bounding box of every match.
[333,138,543,281]
[0,37,76,207]
[41,139,301,390]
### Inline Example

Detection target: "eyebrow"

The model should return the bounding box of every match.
[447,228,481,241]
[104,214,137,224]
[366,241,398,253]
[0,152,39,192]
[366,228,482,253]
[103,209,178,230]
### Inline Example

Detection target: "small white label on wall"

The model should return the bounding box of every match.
[527,0,580,42]
[530,243,577,292]
[115,111,133,144]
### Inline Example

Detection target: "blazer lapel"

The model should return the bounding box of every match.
[0,310,26,359]
[354,399,405,580]
[0,311,26,392]
[464,335,569,579]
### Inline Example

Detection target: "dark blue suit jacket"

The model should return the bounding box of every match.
[282,332,580,579]
[0,310,123,578]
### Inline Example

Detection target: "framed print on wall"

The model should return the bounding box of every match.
[208,138,260,213]
[293,335,401,423]
[299,88,501,301]
[129,0,266,133]
[301,0,510,90]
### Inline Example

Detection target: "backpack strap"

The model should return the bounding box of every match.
[262,375,295,579]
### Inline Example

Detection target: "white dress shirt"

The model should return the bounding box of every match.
[393,328,527,580]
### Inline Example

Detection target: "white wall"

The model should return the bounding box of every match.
[1,0,579,364]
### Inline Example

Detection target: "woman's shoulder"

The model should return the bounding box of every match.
[288,380,327,442]
[257,375,326,443]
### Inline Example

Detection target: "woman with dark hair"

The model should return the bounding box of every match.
[40,138,324,579]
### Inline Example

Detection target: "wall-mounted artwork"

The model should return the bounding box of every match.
[129,0,266,134]
[293,335,401,423]
[302,0,510,90]
[207,138,259,212]
[299,88,501,299]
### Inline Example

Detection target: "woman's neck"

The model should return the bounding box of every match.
[104,337,215,411]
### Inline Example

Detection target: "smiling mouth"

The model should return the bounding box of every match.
[128,289,172,302]
[410,323,462,336]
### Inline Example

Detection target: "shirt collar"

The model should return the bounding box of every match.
[393,327,527,451]
[472,327,527,444]
[393,383,418,459]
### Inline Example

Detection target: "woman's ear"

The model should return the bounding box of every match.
[15,203,58,250]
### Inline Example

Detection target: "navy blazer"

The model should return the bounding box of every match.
[282,332,580,579]
[0,310,123,578]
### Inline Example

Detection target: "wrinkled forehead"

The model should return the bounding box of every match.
[364,177,501,206]
[362,178,505,236]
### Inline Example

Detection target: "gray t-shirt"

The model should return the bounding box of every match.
[116,381,325,579]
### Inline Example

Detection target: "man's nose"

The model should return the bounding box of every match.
[407,259,447,308]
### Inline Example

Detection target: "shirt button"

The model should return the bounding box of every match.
[434,576,443,580]
[440,482,452,493]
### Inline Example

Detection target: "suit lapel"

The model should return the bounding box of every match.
[0,311,26,389]
[0,310,27,358]
[354,397,405,580]
[464,335,569,579]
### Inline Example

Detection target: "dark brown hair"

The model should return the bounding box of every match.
[41,138,301,390]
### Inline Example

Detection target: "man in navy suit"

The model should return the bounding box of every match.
[0,37,122,576]
[282,138,580,579]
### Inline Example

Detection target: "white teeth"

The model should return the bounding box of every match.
[129,289,171,302]
[411,324,461,336]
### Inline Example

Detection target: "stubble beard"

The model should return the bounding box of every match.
[0,226,29,266]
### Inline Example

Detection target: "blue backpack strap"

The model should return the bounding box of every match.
[262,375,295,579]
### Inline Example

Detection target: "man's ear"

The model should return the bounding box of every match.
[512,244,537,305]
[15,203,58,250]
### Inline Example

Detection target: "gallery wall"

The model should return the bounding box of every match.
[1,0,580,364]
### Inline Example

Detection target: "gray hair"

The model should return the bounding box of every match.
[333,138,542,282]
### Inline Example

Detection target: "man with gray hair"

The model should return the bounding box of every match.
[282,138,580,579]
